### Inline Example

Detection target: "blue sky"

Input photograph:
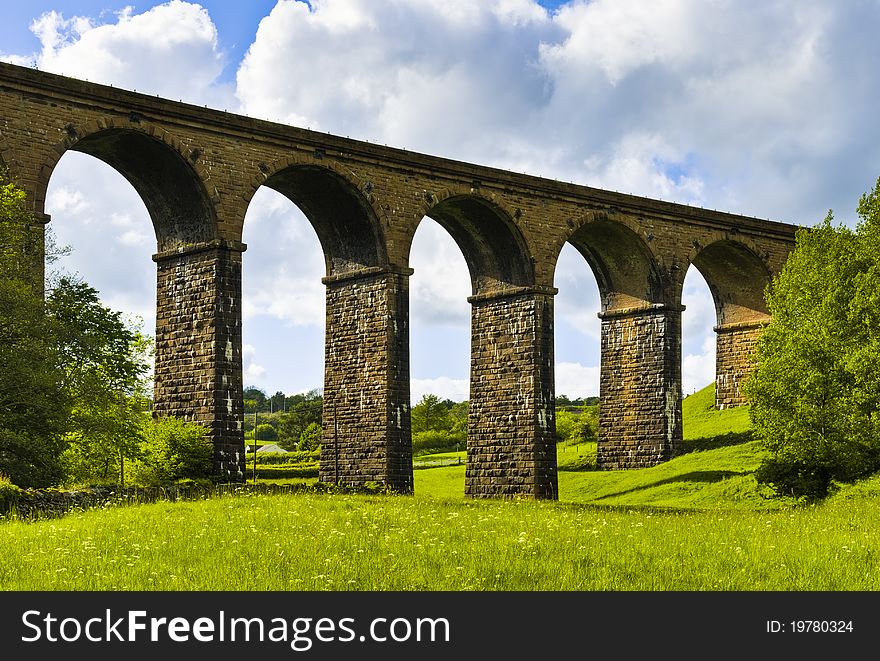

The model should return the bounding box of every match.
[3,1,879,402]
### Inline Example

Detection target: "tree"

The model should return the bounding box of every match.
[555,408,598,445]
[0,173,69,486]
[269,390,286,413]
[254,423,278,442]
[1,171,153,487]
[297,422,322,451]
[744,177,880,498]
[52,279,153,487]
[244,386,267,411]
[277,391,323,450]
[411,394,452,433]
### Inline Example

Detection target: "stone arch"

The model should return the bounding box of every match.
[246,154,387,277]
[416,187,534,296]
[688,237,772,326]
[686,237,773,409]
[35,118,218,251]
[558,212,665,312]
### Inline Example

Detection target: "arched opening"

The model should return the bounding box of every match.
[68,129,216,250]
[46,151,156,329]
[239,187,325,472]
[411,194,551,499]
[559,217,679,470]
[552,242,602,487]
[426,195,533,294]
[567,218,663,312]
[690,240,772,409]
[40,125,224,482]
[260,166,384,276]
[681,267,717,399]
[408,217,470,491]
[246,164,408,491]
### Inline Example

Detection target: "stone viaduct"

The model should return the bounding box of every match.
[0,62,798,498]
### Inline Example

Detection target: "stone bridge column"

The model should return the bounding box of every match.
[597,304,683,469]
[152,240,246,481]
[320,266,413,493]
[466,287,557,499]
[715,320,765,409]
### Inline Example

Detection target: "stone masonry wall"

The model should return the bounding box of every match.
[320,269,413,493]
[597,306,682,469]
[715,322,764,409]
[153,242,245,481]
[467,291,557,499]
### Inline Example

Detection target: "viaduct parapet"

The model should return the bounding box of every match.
[0,62,798,498]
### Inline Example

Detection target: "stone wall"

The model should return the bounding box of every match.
[153,241,245,481]
[466,290,557,498]
[319,268,413,493]
[597,305,682,469]
[715,321,764,409]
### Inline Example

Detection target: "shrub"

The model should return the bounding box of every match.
[0,473,22,513]
[255,423,278,442]
[131,417,212,486]
[755,457,833,500]
[555,408,598,445]
[297,423,322,451]
[412,430,464,455]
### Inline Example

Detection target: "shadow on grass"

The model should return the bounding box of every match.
[590,469,752,501]
[675,431,755,456]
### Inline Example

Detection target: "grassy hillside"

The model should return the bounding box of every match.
[414,383,787,509]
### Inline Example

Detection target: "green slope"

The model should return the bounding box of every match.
[414,383,797,509]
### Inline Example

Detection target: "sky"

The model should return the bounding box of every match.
[2,0,879,403]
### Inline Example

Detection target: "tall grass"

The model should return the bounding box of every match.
[4,382,877,591]
[1,479,878,590]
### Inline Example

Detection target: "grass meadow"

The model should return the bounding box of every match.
[2,384,879,591]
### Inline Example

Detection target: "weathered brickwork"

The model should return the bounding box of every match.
[715,322,765,409]
[467,291,557,498]
[319,269,413,493]
[597,306,683,469]
[153,242,245,479]
[0,62,800,497]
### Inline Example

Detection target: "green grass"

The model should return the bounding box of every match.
[4,382,878,591]
[412,383,777,509]
[1,477,878,590]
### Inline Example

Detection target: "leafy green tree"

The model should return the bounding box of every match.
[298,422,322,451]
[555,408,598,445]
[1,171,154,487]
[51,279,153,487]
[412,394,452,433]
[0,174,69,486]
[448,401,468,435]
[254,423,278,442]
[277,392,323,450]
[745,177,880,498]
[244,386,267,411]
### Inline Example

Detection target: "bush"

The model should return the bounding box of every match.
[297,422,322,451]
[755,457,834,500]
[255,423,278,442]
[555,408,598,445]
[412,430,464,455]
[0,473,22,513]
[130,417,212,486]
